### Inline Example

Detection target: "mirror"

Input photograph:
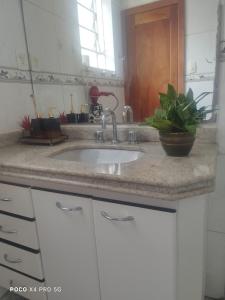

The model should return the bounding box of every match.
[21,0,125,123]
[21,0,218,123]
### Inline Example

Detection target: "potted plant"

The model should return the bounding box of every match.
[20,115,31,137]
[145,84,213,157]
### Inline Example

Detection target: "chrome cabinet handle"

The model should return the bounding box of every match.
[0,225,17,234]
[0,197,12,201]
[101,211,135,221]
[4,254,22,264]
[56,202,82,212]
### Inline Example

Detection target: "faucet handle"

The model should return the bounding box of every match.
[96,130,104,143]
[128,130,138,144]
[101,117,107,129]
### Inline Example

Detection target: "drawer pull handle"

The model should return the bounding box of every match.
[56,202,82,212]
[101,211,135,222]
[0,197,12,201]
[0,226,17,234]
[4,254,22,264]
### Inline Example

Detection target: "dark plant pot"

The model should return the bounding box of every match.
[159,132,195,157]
[30,118,62,139]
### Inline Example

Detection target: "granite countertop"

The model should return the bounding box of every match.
[0,139,217,201]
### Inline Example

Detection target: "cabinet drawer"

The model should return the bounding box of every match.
[0,242,43,280]
[0,183,33,218]
[0,265,47,300]
[0,214,39,250]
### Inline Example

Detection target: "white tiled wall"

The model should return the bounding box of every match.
[207,1,225,298]
[23,0,82,74]
[0,0,31,134]
[0,0,124,133]
[203,173,225,297]
[0,82,34,133]
[217,62,225,154]
[0,0,29,69]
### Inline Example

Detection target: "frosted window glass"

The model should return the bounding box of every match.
[77,0,115,72]
[79,27,96,51]
[81,49,98,68]
[77,0,94,10]
[78,5,96,31]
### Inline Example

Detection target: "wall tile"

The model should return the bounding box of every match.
[0,82,33,133]
[23,0,54,14]
[0,0,29,69]
[185,80,214,119]
[62,85,87,114]
[186,31,217,76]
[217,62,225,154]
[53,0,76,20]
[32,84,64,117]
[185,0,219,35]
[55,18,82,75]
[23,1,60,73]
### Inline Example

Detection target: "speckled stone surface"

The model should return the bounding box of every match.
[0,138,217,201]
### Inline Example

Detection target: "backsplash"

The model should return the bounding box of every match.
[0,123,217,149]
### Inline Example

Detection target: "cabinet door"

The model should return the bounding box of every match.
[32,190,100,300]
[93,200,176,300]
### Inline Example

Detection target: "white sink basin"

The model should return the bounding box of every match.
[52,148,143,165]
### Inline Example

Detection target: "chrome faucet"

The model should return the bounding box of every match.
[101,108,119,144]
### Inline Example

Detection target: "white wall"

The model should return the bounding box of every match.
[0,0,125,134]
[206,1,225,298]
[185,0,218,113]
[0,0,34,133]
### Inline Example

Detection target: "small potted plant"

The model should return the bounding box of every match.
[20,115,31,137]
[145,84,213,156]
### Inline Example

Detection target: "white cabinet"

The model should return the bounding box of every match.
[93,200,177,300]
[32,189,100,300]
[0,213,39,249]
[32,189,177,300]
[0,183,34,218]
[30,189,208,300]
[0,266,47,300]
[0,243,43,280]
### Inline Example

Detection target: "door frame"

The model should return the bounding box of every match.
[121,0,185,105]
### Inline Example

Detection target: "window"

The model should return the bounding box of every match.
[77,0,115,72]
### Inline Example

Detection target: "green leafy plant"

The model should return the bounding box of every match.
[144,84,213,135]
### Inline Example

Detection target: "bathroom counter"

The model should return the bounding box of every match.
[0,140,217,203]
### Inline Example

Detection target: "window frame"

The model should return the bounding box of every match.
[77,0,115,73]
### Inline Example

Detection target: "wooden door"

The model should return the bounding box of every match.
[93,200,177,300]
[122,0,184,121]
